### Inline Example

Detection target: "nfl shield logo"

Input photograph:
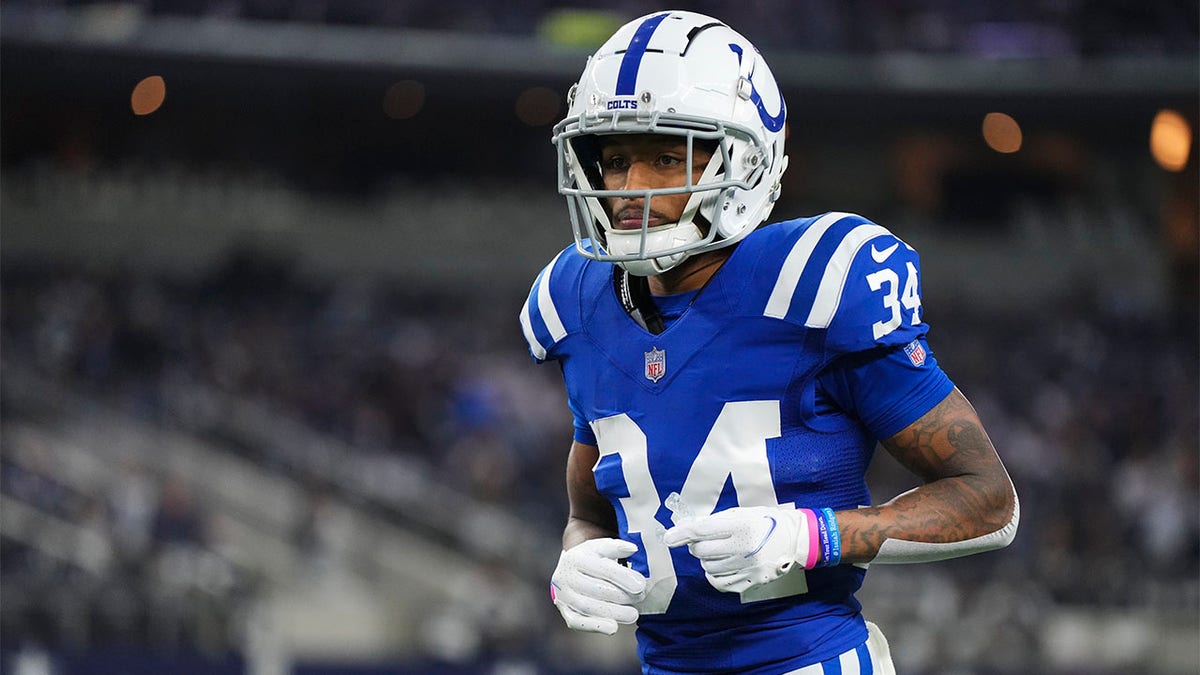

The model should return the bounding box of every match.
[903,339,927,367]
[644,347,666,383]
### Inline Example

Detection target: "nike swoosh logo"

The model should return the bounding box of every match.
[871,242,900,263]
[745,516,778,558]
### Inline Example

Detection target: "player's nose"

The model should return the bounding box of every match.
[621,160,659,191]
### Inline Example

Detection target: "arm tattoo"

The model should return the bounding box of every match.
[841,389,1015,559]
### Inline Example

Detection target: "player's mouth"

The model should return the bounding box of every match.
[614,208,670,230]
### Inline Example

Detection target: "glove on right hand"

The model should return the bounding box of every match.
[550,538,647,635]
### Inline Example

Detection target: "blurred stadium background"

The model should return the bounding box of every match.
[1,1,1197,674]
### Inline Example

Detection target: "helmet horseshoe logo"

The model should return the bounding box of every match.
[728,44,786,133]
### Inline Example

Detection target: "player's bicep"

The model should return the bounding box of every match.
[566,441,618,534]
[880,388,1015,530]
[882,388,998,479]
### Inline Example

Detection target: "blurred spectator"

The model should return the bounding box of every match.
[151,477,206,549]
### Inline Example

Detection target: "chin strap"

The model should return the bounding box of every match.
[613,269,666,335]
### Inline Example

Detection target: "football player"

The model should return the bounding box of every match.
[521,10,1018,674]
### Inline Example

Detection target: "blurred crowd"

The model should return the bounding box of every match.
[0,252,575,666]
[1,457,242,658]
[1,233,1197,668]
[0,251,574,518]
[6,0,1197,57]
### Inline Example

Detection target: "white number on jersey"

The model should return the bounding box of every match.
[866,260,922,340]
[591,401,809,614]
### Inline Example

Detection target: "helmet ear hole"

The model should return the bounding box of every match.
[713,199,740,239]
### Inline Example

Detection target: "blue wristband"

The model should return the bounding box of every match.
[817,508,842,567]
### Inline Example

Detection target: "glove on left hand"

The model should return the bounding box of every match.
[663,506,825,593]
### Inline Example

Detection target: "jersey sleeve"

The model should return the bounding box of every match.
[518,245,583,363]
[760,212,929,355]
[814,221,953,435]
[520,245,600,443]
[818,338,954,440]
[567,395,598,445]
[758,213,951,438]
[817,227,928,355]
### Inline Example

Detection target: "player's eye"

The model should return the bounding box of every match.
[656,154,683,167]
[601,155,629,172]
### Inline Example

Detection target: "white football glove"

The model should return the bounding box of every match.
[550,538,647,635]
[662,506,820,594]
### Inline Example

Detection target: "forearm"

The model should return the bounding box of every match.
[835,472,1017,564]
[836,388,1018,564]
[563,440,622,550]
[563,515,620,550]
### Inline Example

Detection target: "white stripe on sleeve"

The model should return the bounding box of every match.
[520,250,568,360]
[764,212,853,319]
[537,250,568,343]
[804,224,889,329]
[519,297,546,360]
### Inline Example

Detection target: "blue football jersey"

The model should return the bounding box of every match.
[521,212,953,674]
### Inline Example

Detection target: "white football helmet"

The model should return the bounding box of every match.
[553,10,789,276]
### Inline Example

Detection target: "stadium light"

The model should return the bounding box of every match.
[1150,109,1192,172]
[131,75,165,116]
[982,112,1022,154]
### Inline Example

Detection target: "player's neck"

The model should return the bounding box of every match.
[648,249,732,296]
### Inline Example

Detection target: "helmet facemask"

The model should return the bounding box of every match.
[556,112,772,276]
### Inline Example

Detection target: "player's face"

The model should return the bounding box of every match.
[599,135,713,230]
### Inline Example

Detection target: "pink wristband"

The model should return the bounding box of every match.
[802,508,822,568]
